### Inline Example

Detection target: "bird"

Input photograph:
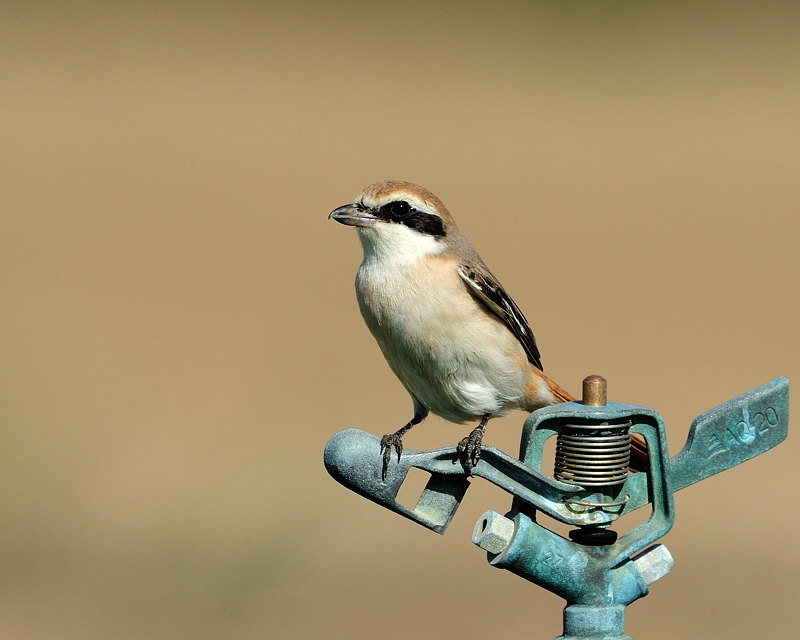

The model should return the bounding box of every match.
[329,181,646,478]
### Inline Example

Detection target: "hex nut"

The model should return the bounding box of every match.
[472,510,515,554]
[631,543,675,585]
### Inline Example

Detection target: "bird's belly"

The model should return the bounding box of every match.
[357,268,526,422]
[385,338,525,422]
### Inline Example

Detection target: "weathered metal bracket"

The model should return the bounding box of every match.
[325,377,788,533]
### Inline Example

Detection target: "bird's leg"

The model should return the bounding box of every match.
[380,404,428,480]
[380,422,413,479]
[457,414,491,475]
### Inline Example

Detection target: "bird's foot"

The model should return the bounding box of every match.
[457,424,486,475]
[380,431,405,480]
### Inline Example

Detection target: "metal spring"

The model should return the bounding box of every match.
[554,421,632,487]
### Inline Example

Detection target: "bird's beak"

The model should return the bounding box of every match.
[328,204,378,227]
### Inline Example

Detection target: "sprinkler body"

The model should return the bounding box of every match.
[324,377,789,639]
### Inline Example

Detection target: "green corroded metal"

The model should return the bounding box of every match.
[324,377,789,640]
[517,399,674,560]
[486,512,649,640]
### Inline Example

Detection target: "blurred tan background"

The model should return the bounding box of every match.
[2,1,798,638]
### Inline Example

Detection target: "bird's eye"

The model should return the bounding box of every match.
[390,200,411,216]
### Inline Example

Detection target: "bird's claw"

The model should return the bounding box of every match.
[457,427,485,475]
[380,433,404,480]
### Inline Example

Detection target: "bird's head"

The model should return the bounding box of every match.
[329,181,457,260]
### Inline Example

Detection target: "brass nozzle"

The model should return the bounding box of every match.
[582,375,608,406]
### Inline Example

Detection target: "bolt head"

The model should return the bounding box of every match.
[472,511,515,555]
[632,543,675,585]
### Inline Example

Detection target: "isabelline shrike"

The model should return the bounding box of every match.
[330,181,644,478]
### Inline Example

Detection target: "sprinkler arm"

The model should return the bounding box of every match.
[325,377,788,534]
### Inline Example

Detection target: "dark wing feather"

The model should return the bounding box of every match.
[457,264,543,370]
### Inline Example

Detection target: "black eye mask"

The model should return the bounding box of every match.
[377,200,446,238]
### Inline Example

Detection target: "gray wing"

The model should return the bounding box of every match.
[457,263,543,370]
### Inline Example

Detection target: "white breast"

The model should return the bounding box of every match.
[354,226,527,423]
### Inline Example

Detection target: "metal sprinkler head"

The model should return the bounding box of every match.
[325,376,789,640]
